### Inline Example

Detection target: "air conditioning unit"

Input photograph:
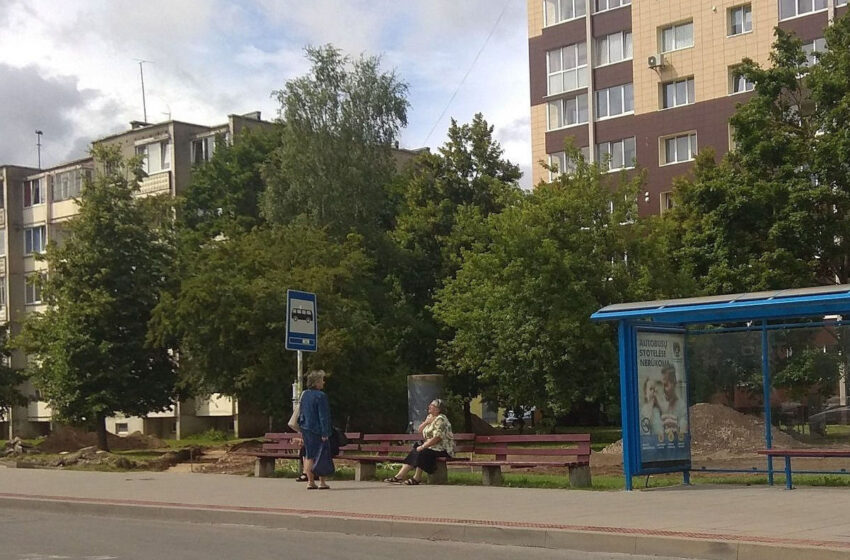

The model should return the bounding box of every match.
[648,53,665,69]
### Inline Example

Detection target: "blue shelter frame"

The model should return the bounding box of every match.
[591,285,850,490]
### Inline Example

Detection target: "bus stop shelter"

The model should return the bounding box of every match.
[591,285,850,490]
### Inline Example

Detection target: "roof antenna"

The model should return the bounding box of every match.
[135,59,151,122]
[35,130,43,169]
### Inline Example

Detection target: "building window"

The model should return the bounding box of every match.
[544,0,586,26]
[547,43,588,96]
[548,94,588,130]
[0,230,5,257]
[595,31,633,67]
[662,77,695,109]
[596,137,636,172]
[24,225,46,255]
[160,141,171,170]
[594,0,630,13]
[802,38,827,66]
[25,274,43,305]
[52,169,87,202]
[661,132,698,165]
[595,83,633,119]
[191,136,217,164]
[779,0,827,20]
[660,192,675,214]
[729,67,755,94]
[549,147,591,180]
[136,141,170,174]
[23,179,43,208]
[115,422,129,435]
[660,21,694,53]
[0,277,6,307]
[729,5,752,36]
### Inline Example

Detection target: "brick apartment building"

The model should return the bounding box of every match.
[527,0,848,215]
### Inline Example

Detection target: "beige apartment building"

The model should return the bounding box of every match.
[528,0,848,215]
[0,112,274,440]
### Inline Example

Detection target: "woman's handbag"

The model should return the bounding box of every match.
[287,402,300,432]
[312,440,336,476]
[329,427,349,456]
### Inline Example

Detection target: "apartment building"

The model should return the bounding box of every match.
[0,112,274,440]
[528,0,849,215]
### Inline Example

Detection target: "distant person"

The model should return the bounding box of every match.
[384,399,455,485]
[660,364,688,435]
[297,370,333,489]
[639,377,664,436]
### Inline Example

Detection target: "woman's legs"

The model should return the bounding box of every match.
[411,467,423,482]
[304,458,316,487]
[393,463,413,480]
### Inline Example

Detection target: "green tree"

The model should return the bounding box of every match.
[151,223,406,430]
[0,325,25,416]
[16,147,177,451]
[433,153,650,422]
[262,45,408,243]
[670,15,850,293]
[179,127,278,244]
[389,115,522,426]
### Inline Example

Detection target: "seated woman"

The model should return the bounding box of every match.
[384,399,455,485]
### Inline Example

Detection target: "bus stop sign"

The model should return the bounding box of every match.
[286,289,317,352]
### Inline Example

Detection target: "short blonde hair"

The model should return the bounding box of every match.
[306,369,328,389]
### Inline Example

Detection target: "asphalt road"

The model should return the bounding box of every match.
[0,508,693,560]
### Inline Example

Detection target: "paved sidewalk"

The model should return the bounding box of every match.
[1,466,849,560]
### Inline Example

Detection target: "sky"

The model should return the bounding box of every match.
[0,0,533,187]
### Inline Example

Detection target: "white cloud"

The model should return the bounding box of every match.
[0,0,532,185]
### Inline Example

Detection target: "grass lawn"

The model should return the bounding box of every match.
[272,460,850,490]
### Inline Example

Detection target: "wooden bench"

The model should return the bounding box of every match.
[467,434,592,487]
[757,448,850,489]
[251,432,361,478]
[339,433,475,483]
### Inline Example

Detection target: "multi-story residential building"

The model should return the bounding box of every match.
[528,0,849,215]
[0,112,274,440]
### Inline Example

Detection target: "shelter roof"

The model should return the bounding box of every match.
[591,284,850,326]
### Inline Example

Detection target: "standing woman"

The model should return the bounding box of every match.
[297,370,332,490]
[384,399,455,485]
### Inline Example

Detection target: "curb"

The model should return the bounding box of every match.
[1,494,848,560]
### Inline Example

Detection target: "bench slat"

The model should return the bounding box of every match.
[475,434,590,444]
[757,449,850,458]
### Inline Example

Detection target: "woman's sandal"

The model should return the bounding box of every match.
[295,473,309,482]
[383,476,403,484]
[404,478,421,485]
[307,484,318,490]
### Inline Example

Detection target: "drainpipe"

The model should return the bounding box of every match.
[586,1,596,162]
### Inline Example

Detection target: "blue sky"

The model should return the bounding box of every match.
[0,0,533,186]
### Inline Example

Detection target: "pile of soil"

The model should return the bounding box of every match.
[599,402,803,459]
[38,426,167,453]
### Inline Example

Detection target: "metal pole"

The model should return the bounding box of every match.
[35,130,43,169]
[762,321,774,485]
[296,350,303,402]
[138,60,148,122]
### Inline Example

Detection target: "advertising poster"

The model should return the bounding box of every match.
[636,330,690,467]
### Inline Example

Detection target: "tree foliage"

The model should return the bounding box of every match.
[16,146,176,450]
[433,153,653,421]
[0,325,25,417]
[670,15,850,293]
[262,45,408,242]
[151,223,406,430]
[389,114,522,378]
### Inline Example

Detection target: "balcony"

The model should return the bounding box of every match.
[27,400,52,421]
[195,394,234,417]
[138,171,171,196]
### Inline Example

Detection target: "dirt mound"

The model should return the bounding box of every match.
[469,413,499,435]
[39,426,167,453]
[690,402,801,457]
[599,403,803,458]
